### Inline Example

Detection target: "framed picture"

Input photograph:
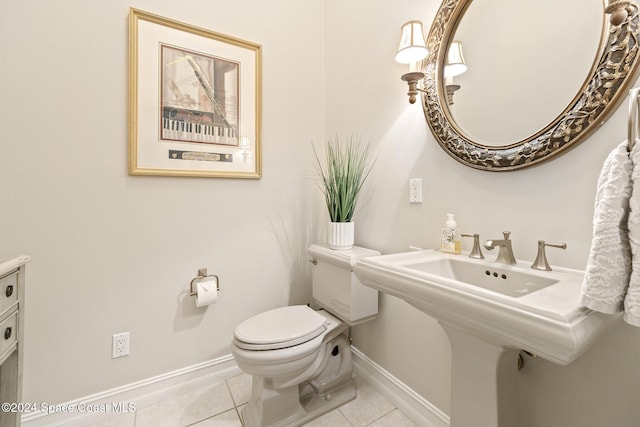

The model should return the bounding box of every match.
[128,8,262,178]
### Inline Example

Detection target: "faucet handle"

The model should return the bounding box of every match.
[531,240,567,271]
[461,232,484,259]
[502,231,511,240]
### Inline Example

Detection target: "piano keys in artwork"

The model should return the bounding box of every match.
[161,107,238,146]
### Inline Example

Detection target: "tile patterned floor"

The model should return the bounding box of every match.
[89,373,418,427]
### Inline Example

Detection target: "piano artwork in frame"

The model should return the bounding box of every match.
[128,8,262,178]
[161,45,239,147]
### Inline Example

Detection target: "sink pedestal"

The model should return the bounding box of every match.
[441,323,520,427]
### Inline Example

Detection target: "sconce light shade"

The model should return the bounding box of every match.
[444,40,467,78]
[395,20,428,64]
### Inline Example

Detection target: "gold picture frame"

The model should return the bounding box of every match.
[128,8,262,178]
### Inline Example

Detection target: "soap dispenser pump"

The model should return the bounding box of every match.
[441,213,461,254]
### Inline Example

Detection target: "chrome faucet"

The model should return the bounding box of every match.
[461,232,484,259]
[531,240,567,271]
[484,231,517,265]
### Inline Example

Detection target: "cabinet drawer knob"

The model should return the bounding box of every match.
[5,286,13,298]
[4,327,11,340]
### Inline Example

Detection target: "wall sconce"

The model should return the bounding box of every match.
[444,40,467,105]
[395,20,428,104]
[605,0,634,25]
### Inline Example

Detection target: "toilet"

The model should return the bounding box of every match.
[231,244,380,427]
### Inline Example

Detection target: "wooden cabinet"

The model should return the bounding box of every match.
[0,256,30,427]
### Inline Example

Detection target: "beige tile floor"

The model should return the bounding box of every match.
[90,373,418,427]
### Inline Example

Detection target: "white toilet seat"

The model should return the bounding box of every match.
[231,308,344,380]
[234,305,328,351]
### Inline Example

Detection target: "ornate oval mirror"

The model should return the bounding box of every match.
[422,0,640,171]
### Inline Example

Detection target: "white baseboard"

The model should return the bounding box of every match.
[351,346,450,427]
[21,355,241,427]
[21,348,448,427]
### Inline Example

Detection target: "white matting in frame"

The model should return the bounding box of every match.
[129,8,262,178]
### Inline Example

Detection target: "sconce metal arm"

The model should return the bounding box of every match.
[401,71,426,104]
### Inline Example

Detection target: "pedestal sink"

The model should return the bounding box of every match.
[354,250,620,426]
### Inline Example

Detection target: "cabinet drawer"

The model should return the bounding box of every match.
[0,271,18,316]
[0,312,17,358]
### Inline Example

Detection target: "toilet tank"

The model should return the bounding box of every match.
[308,244,380,326]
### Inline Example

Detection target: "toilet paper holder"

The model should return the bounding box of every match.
[189,268,220,296]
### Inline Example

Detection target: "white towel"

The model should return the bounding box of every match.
[580,141,633,313]
[625,143,640,325]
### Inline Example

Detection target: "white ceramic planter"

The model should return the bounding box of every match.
[328,221,354,250]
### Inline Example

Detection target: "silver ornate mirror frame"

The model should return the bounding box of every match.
[422,0,640,171]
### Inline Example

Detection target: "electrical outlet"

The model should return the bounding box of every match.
[112,332,130,358]
[409,178,423,203]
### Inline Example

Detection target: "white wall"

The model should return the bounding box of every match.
[4,0,640,425]
[325,0,640,425]
[0,0,325,404]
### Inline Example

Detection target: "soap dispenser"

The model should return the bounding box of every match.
[441,213,461,254]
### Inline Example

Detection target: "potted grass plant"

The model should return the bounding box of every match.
[312,135,374,250]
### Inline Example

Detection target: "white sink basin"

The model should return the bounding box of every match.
[405,257,558,298]
[354,249,618,365]
[355,249,620,426]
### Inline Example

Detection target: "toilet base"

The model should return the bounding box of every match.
[240,334,356,427]
[241,377,356,427]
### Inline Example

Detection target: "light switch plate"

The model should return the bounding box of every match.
[409,178,423,203]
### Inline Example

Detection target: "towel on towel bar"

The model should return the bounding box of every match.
[625,144,640,325]
[580,141,633,313]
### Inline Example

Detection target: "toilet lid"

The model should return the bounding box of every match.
[234,305,327,350]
